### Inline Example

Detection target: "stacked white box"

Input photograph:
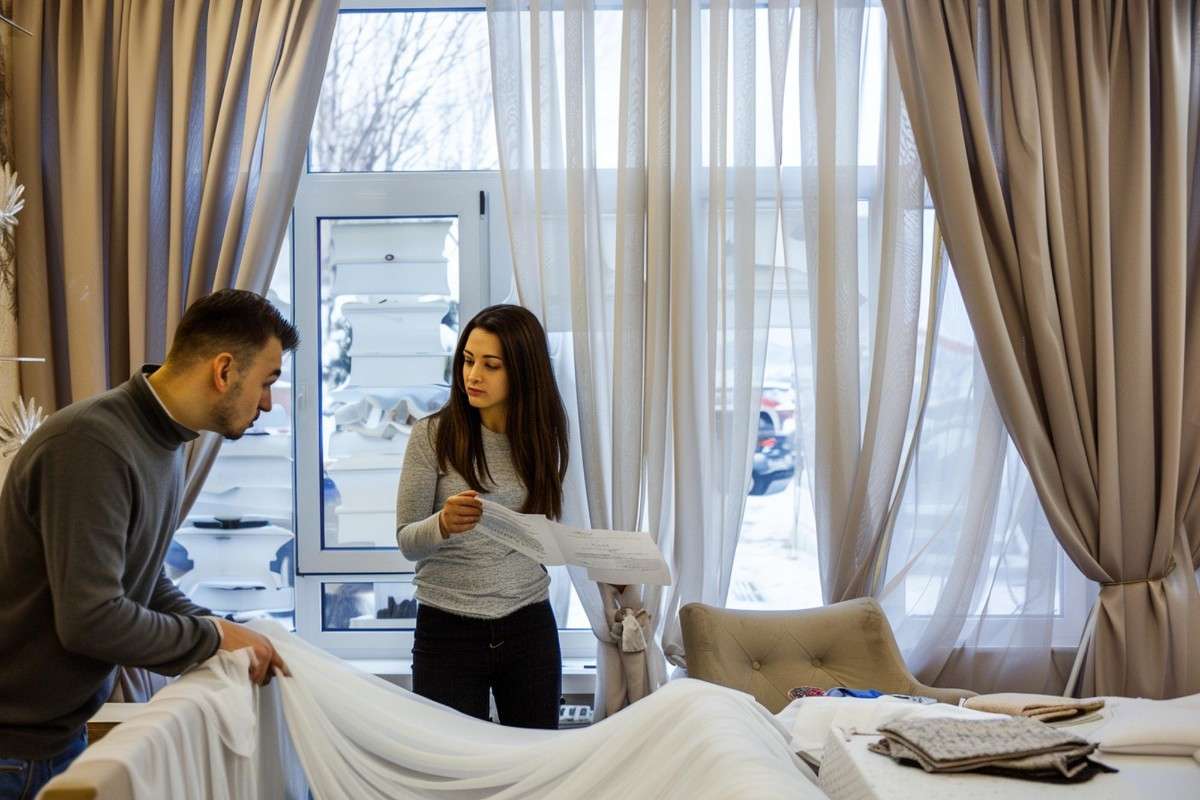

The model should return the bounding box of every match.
[197,433,293,524]
[175,523,296,615]
[325,218,454,554]
[342,301,449,352]
[175,425,296,617]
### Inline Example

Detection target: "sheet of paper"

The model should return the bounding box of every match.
[547,521,673,586]
[476,500,566,564]
[476,499,672,585]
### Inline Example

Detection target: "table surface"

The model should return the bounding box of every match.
[819,732,1200,800]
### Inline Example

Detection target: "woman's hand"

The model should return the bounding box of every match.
[439,490,482,538]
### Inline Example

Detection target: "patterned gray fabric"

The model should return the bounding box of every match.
[868,717,1111,781]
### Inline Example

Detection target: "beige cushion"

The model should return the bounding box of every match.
[680,597,975,714]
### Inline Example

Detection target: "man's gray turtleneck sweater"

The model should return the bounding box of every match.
[0,368,220,759]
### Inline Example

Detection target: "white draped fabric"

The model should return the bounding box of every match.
[43,647,304,800]
[46,623,823,800]
[487,0,777,718]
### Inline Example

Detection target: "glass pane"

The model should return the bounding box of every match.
[319,217,457,551]
[170,229,297,628]
[728,305,822,611]
[310,11,497,172]
[321,580,417,631]
[563,584,590,629]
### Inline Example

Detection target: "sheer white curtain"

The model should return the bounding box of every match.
[765,0,1090,694]
[878,254,1095,695]
[488,0,778,718]
[767,0,930,605]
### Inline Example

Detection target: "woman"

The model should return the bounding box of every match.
[396,304,569,729]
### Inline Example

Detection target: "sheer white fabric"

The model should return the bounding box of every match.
[766,0,930,607]
[44,648,304,800]
[49,624,823,800]
[878,265,1094,694]
[486,0,1090,705]
[487,0,777,717]
[761,1,1090,694]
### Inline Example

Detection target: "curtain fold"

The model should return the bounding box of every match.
[884,0,1200,698]
[488,0,777,718]
[0,0,21,489]
[878,249,1094,695]
[12,0,337,507]
[769,0,933,608]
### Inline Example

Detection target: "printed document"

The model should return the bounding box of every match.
[477,500,672,585]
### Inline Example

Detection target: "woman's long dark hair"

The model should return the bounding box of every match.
[432,304,569,519]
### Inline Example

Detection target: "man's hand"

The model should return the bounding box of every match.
[214,619,289,685]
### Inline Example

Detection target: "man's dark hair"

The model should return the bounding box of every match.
[167,289,299,366]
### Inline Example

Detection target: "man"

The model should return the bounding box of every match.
[0,289,297,798]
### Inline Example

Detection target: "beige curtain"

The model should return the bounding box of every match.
[884,0,1200,698]
[0,1,22,488]
[11,0,336,505]
[879,242,1095,696]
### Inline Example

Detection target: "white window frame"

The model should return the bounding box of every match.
[297,574,596,661]
[289,1,595,663]
[293,171,492,575]
[296,580,597,698]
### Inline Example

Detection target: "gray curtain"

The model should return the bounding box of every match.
[11,0,336,704]
[884,0,1200,698]
[11,0,335,509]
[0,0,22,490]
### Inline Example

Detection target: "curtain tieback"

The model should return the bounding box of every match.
[610,607,649,653]
[1100,556,1176,587]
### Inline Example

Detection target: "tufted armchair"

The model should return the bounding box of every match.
[679,597,975,713]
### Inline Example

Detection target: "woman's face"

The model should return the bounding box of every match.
[462,327,509,413]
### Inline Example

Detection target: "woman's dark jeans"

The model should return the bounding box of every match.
[412,600,561,729]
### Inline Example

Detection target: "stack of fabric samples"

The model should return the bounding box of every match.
[868,716,1117,782]
[963,692,1105,725]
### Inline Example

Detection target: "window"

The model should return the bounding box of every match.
[309,8,497,172]
[168,231,298,630]
[293,190,484,574]
[292,3,591,661]
[170,3,596,662]
[722,5,1089,656]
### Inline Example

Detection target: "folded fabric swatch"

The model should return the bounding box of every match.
[963,692,1105,722]
[869,716,1114,782]
[1092,693,1200,756]
[776,696,1003,760]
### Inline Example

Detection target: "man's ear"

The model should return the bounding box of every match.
[211,352,236,392]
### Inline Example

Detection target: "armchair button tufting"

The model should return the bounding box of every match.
[751,660,761,670]
[811,657,821,667]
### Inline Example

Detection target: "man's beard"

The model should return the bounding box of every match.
[214,379,249,440]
